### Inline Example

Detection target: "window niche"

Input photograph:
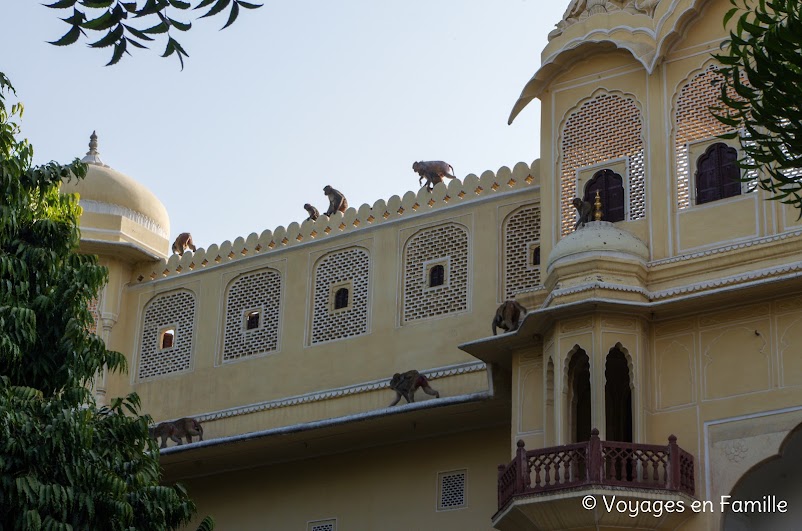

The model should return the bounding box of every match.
[528,242,541,267]
[693,141,742,205]
[583,169,625,222]
[424,258,449,290]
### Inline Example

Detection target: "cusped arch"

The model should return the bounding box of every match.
[557,89,646,234]
[722,423,802,530]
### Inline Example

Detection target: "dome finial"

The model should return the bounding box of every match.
[81,130,109,167]
[594,190,603,221]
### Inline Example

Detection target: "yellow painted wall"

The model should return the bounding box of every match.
[180,427,507,531]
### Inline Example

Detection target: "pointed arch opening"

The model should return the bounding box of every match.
[605,345,633,443]
[546,357,555,446]
[567,348,592,443]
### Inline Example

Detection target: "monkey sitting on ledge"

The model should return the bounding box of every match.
[148,417,204,448]
[572,197,593,230]
[303,203,319,221]
[323,185,348,216]
[388,370,440,406]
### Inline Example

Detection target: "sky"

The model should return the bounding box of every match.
[1,1,568,249]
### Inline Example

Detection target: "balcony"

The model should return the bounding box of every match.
[494,429,696,530]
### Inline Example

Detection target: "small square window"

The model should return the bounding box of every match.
[244,310,260,331]
[329,281,353,313]
[159,327,175,350]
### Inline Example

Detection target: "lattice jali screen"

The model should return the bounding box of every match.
[222,269,282,362]
[438,470,467,510]
[308,520,336,531]
[87,295,101,335]
[503,205,541,299]
[403,224,469,323]
[138,290,196,380]
[675,64,736,208]
[311,248,370,344]
[560,93,645,235]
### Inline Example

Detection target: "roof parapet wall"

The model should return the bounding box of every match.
[131,161,539,284]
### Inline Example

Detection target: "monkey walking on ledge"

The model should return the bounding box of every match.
[388,370,440,406]
[492,300,527,336]
[412,160,457,192]
[172,232,196,256]
[148,417,204,448]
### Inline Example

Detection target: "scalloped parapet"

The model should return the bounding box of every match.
[131,161,539,283]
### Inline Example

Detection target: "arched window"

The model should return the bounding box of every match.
[532,246,541,266]
[160,329,175,350]
[429,264,445,287]
[334,287,349,310]
[584,169,625,222]
[695,142,741,204]
[245,310,260,330]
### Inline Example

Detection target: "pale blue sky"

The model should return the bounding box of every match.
[2,1,567,249]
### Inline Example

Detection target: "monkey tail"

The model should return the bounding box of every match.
[448,164,456,178]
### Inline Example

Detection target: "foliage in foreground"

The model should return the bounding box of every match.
[0,72,201,530]
[713,0,802,212]
[45,0,262,68]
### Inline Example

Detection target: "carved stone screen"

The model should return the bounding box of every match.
[403,224,469,323]
[503,205,541,300]
[438,470,467,510]
[87,295,101,335]
[311,248,370,344]
[560,93,645,234]
[222,269,282,362]
[138,290,196,380]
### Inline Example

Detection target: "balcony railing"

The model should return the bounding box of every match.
[497,428,695,512]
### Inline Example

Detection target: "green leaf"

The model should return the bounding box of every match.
[106,39,128,65]
[168,17,192,31]
[81,0,114,7]
[88,23,124,47]
[81,10,120,31]
[199,0,231,19]
[221,1,239,29]
[44,0,77,8]
[48,25,83,46]
[237,0,262,8]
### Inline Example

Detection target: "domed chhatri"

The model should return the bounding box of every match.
[546,220,649,272]
[544,219,649,306]
[61,132,171,260]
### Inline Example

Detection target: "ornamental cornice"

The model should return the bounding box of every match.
[648,229,802,267]
[184,361,487,424]
[81,199,169,239]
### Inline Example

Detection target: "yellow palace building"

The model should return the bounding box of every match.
[62,0,802,529]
